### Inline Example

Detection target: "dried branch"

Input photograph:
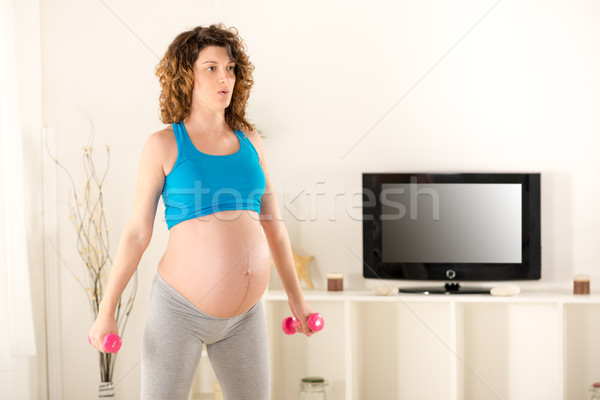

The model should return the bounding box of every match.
[44,119,138,384]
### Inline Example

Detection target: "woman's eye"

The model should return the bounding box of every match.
[206,66,234,72]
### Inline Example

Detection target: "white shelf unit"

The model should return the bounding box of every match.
[262,289,600,400]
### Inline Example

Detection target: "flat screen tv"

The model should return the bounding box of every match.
[362,173,541,294]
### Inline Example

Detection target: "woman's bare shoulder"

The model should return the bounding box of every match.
[240,127,263,149]
[143,125,175,153]
[149,125,175,143]
[137,125,178,176]
[241,126,260,140]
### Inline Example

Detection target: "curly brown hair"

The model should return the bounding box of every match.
[155,24,255,131]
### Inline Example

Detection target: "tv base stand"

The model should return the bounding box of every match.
[398,282,491,295]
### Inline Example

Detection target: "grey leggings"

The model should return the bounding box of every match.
[141,273,270,400]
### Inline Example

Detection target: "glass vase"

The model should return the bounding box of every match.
[99,381,115,399]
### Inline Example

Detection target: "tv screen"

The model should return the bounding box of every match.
[362,173,541,293]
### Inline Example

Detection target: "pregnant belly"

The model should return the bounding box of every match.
[158,210,271,318]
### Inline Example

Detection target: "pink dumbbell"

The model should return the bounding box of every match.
[88,334,122,353]
[282,313,324,335]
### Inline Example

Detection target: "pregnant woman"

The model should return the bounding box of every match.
[88,24,314,400]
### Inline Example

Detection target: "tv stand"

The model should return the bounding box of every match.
[398,282,491,295]
[188,289,600,399]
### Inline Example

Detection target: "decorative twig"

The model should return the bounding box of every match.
[44,116,138,384]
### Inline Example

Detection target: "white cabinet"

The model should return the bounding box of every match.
[262,290,600,400]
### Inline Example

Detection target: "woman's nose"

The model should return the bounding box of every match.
[218,68,230,82]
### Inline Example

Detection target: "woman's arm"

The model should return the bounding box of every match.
[88,130,171,351]
[246,129,314,336]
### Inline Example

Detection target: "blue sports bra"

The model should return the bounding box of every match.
[161,121,266,229]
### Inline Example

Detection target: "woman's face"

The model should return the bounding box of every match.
[192,46,236,112]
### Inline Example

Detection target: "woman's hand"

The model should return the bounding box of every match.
[288,298,315,337]
[88,313,119,353]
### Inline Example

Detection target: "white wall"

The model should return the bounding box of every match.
[0,0,47,399]
[37,0,600,398]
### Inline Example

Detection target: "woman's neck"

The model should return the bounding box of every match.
[184,107,230,137]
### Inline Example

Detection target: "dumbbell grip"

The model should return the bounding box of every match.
[288,319,303,330]
[88,334,122,353]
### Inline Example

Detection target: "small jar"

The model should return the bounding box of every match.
[298,376,328,400]
[327,273,343,291]
[590,382,600,400]
[574,274,590,295]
